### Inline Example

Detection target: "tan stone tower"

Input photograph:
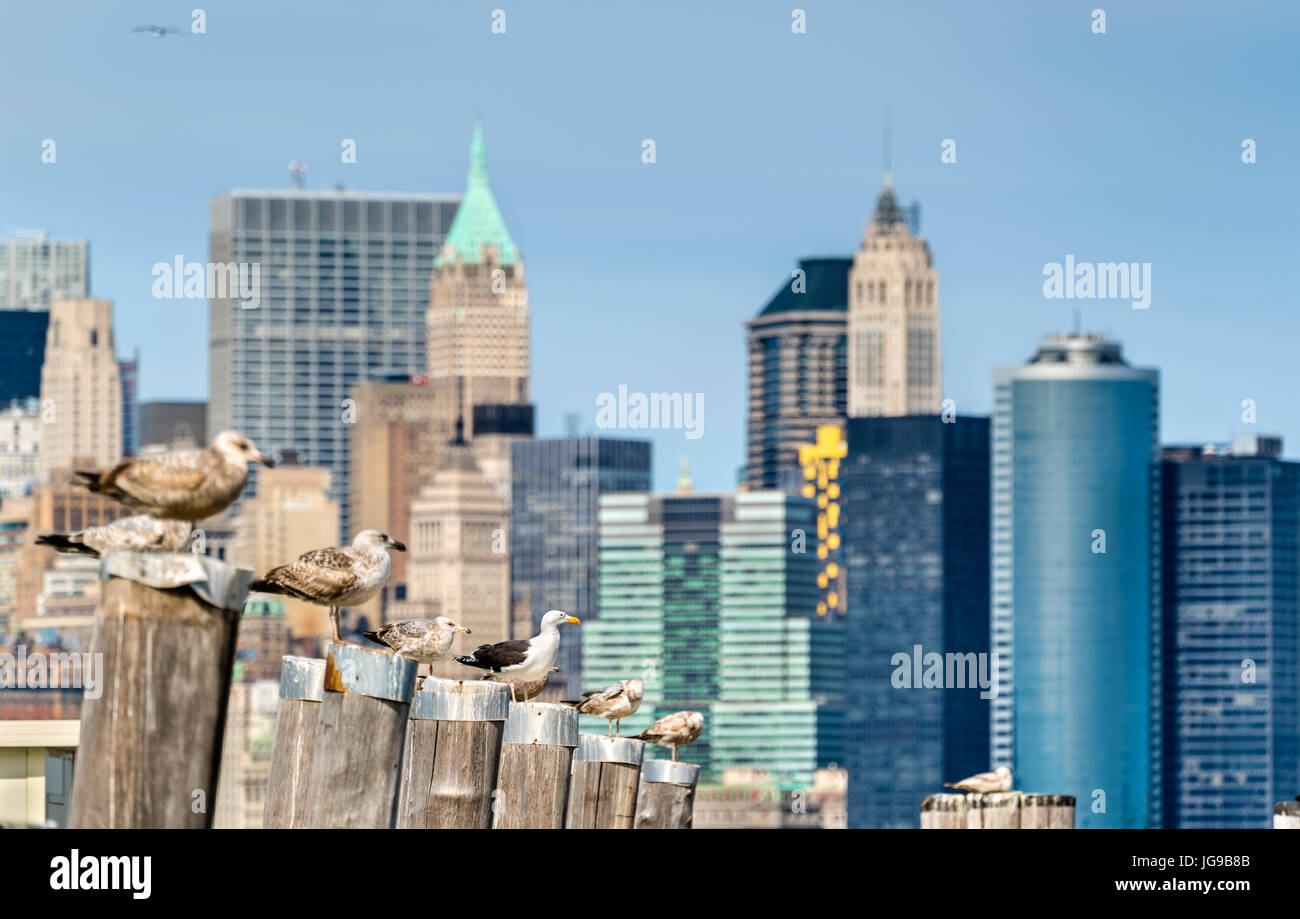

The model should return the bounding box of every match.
[39,298,123,478]
[427,122,529,437]
[847,177,940,417]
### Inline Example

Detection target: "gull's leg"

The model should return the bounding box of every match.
[330,607,343,644]
[671,745,679,762]
[616,720,622,737]
[607,720,614,738]
[509,681,518,704]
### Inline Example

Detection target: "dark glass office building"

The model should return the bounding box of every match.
[1160,436,1299,828]
[0,310,49,404]
[509,437,652,693]
[842,414,991,828]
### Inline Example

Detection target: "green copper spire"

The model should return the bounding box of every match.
[436,120,518,268]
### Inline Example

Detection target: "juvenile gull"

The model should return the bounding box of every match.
[453,609,580,702]
[35,515,193,557]
[363,616,471,664]
[566,679,644,737]
[73,430,273,521]
[633,710,704,762]
[249,530,405,643]
[944,766,1013,794]
[482,667,559,702]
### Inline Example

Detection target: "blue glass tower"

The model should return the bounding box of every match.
[842,415,991,828]
[1160,436,1299,827]
[992,334,1160,828]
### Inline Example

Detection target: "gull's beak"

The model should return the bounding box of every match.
[389,539,406,552]
[565,616,581,625]
[455,625,472,634]
[257,452,275,468]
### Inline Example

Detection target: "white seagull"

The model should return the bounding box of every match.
[249,530,404,643]
[566,679,644,737]
[73,430,273,521]
[453,609,580,702]
[363,617,471,664]
[35,515,193,557]
[944,766,1013,794]
[633,710,704,762]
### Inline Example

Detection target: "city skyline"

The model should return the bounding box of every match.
[3,1,1296,493]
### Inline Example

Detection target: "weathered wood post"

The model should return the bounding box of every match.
[68,552,250,829]
[566,735,644,829]
[262,656,325,829]
[920,792,1075,828]
[304,643,418,828]
[396,677,509,828]
[635,759,700,829]
[1275,801,1300,828]
[492,702,578,829]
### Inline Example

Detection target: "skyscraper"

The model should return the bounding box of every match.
[208,188,459,533]
[119,351,139,458]
[138,400,207,450]
[1160,435,1299,828]
[586,490,843,781]
[847,178,939,417]
[0,311,51,404]
[744,257,849,491]
[427,122,529,435]
[509,437,652,693]
[991,333,1160,828]
[39,298,123,477]
[841,414,991,828]
[0,236,89,310]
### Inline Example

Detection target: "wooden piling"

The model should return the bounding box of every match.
[565,735,645,829]
[68,552,250,829]
[492,702,578,829]
[396,677,509,828]
[1275,801,1300,828]
[635,758,700,829]
[262,656,325,829]
[303,643,418,828]
[920,792,1075,828]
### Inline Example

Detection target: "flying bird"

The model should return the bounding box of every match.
[72,431,273,521]
[944,766,1013,794]
[453,609,579,702]
[133,25,185,37]
[249,530,404,643]
[633,710,704,762]
[566,679,644,737]
[363,616,471,664]
[35,515,193,557]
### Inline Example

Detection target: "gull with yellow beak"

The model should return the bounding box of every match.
[454,609,580,702]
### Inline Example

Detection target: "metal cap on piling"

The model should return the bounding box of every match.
[323,643,418,703]
[642,759,699,785]
[279,656,325,702]
[575,734,644,766]
[501,702,578,746]
[411,678,510,721]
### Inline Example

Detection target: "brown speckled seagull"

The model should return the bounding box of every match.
[566,679,644,737]
[633,710,704,761]
[72,430,273,521]
[249,530,405,643]
[363,617,472,664]
[35,515,193,557]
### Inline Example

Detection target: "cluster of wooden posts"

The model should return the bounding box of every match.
[920,793,1076,828]
[63,558,699,829]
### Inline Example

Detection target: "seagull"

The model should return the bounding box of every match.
[566,679,644,737]
[35,515,193,557]
[362,617,471,665]
[453,609,580,702]
[482,667,559,702]
[633,711,704,762]
[72,431,273,521]
[133,25,185,37]
[944,766,1013,794]
[249,530,404,644]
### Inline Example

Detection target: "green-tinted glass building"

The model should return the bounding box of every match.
[585,490,843,781]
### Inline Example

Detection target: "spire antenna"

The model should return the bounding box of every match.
[882,107,892,189]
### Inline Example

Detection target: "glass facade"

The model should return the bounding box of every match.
[1160,441,1300,827]
[993,335,1160,828]
[508,437,652,695]
[0,238,89,310]
[0,310,50,403]
[841,415,991,827]
[208,191,459,533]
[587,491,843,781]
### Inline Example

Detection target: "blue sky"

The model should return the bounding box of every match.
[2,1,1297,491]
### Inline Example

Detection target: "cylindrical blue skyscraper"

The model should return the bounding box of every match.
[992,334,1159,828]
